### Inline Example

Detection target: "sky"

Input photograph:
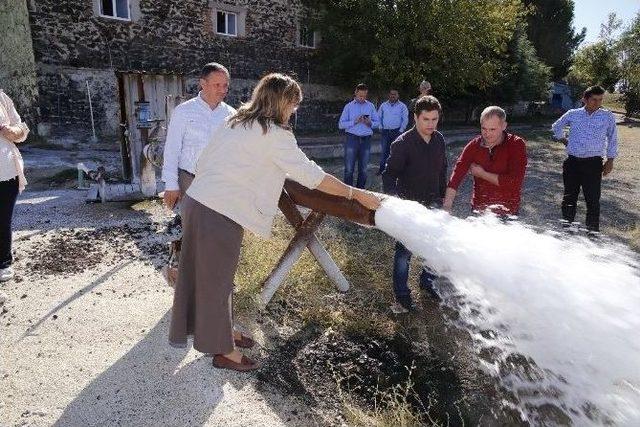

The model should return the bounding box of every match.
[573,0,640,45]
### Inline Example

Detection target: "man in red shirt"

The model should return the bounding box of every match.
[443,106,527,215]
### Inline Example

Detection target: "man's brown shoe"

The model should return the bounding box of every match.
[234,334,256,349]
[212,354,259,372]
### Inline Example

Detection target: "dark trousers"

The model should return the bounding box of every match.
[0,177,19,269]
[393,241,437,304]
[379,128,400,173]
[344,134,372,189]
[561,156,603,231]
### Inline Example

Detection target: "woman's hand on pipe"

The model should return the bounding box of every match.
[353,188,382,211]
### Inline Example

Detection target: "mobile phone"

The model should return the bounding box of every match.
[362,115,370,119]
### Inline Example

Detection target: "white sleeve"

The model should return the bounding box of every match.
[1,92,30,142]
[161,106,187,191]
[270,130,326,189]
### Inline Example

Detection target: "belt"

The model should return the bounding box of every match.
[178,168,195,177]
[568,155,602,162]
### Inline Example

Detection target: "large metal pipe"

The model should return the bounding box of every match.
[283,179,377,226]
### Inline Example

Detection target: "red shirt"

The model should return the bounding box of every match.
[447,133,527,214]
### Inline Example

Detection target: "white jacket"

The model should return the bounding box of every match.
[0,90,29,192]
[187,122,326,238]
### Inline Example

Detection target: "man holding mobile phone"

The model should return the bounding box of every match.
[338,83,380,188]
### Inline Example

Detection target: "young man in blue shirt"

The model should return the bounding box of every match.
[338,83,380,189]
[377,89,409,175]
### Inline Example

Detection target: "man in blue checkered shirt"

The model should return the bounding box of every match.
[551,85,618,233]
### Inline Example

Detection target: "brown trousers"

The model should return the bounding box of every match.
[168,195,244,354]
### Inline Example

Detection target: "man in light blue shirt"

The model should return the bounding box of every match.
[376,89,408,175]
[551,85,618,232]
[338,83,380,188]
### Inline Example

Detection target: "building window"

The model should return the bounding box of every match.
[211,3,246,37]
[99,0,130,20]
[299,23,317,48]
[216,11,237,36]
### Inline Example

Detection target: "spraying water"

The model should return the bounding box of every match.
[375,197,640,425]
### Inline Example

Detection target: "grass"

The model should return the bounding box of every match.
[603,92,626,113]
[233,214,401,337]
[337,364,454,427]
[628,224,640,251]
[342,384,427,427]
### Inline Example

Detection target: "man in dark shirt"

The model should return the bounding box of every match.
[383,96,447,313]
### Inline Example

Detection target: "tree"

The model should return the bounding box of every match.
[599,12,623,45]
[304,0,383,87]
[522,0,586,80]
[312,0,525,100]
[618,13,640,116]
[567,41,621,92]
[491,29,551,102]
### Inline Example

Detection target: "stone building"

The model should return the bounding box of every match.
[0,0,39,125]
[6,0,348,138]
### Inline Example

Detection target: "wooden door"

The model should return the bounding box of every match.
[118,73,186,195]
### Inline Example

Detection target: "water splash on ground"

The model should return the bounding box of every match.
[375,197,640,425]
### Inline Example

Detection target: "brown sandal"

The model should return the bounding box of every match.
[233,334,256,349]
[212,354,259,372]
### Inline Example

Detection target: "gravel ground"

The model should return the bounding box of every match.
[0,191,315,427]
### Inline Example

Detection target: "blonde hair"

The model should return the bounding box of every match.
[228,73,302,134]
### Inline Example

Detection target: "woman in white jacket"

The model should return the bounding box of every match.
[169,73,380,371]
[0,90,29,282]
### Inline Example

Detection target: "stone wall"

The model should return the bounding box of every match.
[0,0,39,126]
[28,0,347,134]
[36,64,119,135]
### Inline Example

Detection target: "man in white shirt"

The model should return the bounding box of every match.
[162,62,236,209]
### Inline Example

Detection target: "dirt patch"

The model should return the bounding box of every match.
[18,224,169,278]
[258,324,527,425]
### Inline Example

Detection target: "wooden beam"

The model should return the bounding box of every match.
[260,211,326,306]
[278,192,349,293]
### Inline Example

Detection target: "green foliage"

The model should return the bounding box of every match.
[313,0,526,101]
[522,0,586,80]
[566,11,640,116]
[567,41,621,92]
[618,13,640,116]
[491,29,551,102]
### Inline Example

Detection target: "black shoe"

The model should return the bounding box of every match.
[586,229,601,240]
[393,296,417,313]
[420,281,441,301]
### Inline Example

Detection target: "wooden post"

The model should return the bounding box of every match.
[260,180,380,306]
[260,211,326,306]
[278,192,349,293]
